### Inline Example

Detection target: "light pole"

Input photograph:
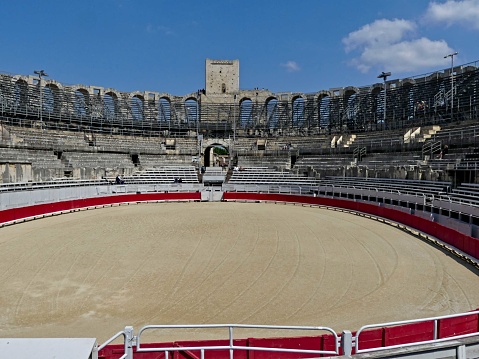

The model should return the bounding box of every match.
[196,90,202,170]
[444,51,458,119]
[377,71,391,128]
[34,70,48,126]
[233,93,237,152]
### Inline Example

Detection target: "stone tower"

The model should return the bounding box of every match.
[205,59,239,95]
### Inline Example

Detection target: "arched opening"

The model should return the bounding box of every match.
[239,98,253,128]
[74,89,90,118]
[44,84,61,117]
[397,82,415,126]
[159,97,171,123]
[203,144,229,168]
[104,92,118,122]
[14,79,29,113]
[292,96,305,128]
[266,97,278,129]
[319,95,330,131]
[184,98,198,124]
[131,95,144,121]
[371,86,383,129]
[344,89,357,130]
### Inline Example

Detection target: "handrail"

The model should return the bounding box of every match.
[97,328,129,359]
[136,324,339,357]
[355,310,479,353]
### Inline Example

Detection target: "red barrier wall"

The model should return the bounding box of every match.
[438,313,479,338]
[175,339,248,359]
[383,321,435,347]
[351,328,384,353]
[248,336,326,359]
[0,192,201,226]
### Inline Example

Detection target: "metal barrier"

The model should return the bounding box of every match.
[96,326,133,359]
[97,324,340,359]
[97,311,479,359]
[355,310,479,354]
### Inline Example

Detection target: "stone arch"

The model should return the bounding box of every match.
[239,97,253,128]
[184,97,198,124]
[130,94,144,121]
[44,83,62,116]
[265,96,279,128]
[343,87,359,130]
[14,78,29,110]
[74,87,90,117]
[370,84,385,126]
[292,95,305,127]
[203,138,229,149]
[159,96,171,122]
[202,140,230,167]
[104,91,119,121]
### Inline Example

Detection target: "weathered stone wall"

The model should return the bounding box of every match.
[0,163,32,183]
[205,59,239,95]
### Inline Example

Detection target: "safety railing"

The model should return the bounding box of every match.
[96,326,133,359]
[355,310,479,354]
[95,325,339,358]
[97,311,479,359]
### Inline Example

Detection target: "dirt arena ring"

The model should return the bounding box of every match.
[1,201,479,343]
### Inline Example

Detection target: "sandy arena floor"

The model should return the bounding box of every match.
[0,201,478,343]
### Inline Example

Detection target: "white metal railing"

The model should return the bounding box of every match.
[96,311,479,359]
[135,324,339,358]
[355,310,479,354]
[96,326,133,359]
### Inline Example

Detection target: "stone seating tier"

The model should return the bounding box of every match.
[118,166,199,184]
[0,147,63,168]
[321,176,450,197]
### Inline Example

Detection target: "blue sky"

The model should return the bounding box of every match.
[1,0,478,95]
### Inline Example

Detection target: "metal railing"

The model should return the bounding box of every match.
[96,327,133,359]
[99,324,339,359]
[355,310,479,354]
[97,310,479,359]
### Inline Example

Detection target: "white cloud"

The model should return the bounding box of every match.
[342,17,454,73]
[281,61,301,72]
[353,37,454,73]
[425,0,479,29]
[342,19,416,52]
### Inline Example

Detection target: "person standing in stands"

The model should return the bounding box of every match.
[439,145,449,159]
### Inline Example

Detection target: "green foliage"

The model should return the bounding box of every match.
[213,146,228,155]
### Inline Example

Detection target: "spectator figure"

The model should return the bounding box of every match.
[439,145,449,159]
[115,175,124,184]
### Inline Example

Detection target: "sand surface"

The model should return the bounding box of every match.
[0,201,478,343]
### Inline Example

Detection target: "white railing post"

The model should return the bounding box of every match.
[341,330,353,356]
[124,326,134,359]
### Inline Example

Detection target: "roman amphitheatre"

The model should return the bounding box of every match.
[1,57,479,356]
[1,201,478,343]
